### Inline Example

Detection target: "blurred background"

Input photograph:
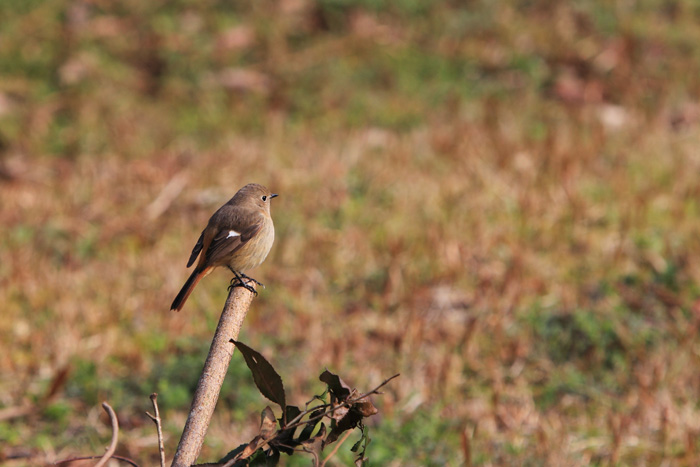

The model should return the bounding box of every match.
[2,0,700,465]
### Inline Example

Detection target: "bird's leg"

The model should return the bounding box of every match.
[227,267,258,295]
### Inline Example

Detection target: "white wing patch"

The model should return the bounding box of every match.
[227,230,241,238]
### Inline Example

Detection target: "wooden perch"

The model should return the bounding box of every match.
[171,284,257,467]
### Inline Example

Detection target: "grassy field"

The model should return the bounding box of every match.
[3,1,700,465]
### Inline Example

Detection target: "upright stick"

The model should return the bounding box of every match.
[171,285,256,467]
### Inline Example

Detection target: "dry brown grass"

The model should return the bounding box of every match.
[3,1,700,466]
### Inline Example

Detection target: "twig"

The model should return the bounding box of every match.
[287,402,332,427]
[285,373,400,431]
[304,394,327,410]
[222,435,276,467]
[171,284,257,467]
[146,393,166,467]
[53,455,139,466]
[304,447,320,467]
[320,430,354,466]
[95,402,119,467]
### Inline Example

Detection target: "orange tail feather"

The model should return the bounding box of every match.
[170,267,210,312]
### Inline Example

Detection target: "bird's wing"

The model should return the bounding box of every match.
[186,230,206,268]
[203,218,263,268]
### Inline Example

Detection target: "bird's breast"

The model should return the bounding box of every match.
[231,217,274,271]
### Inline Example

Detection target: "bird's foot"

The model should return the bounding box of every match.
[239,273,264,288]
[227,270,261,295]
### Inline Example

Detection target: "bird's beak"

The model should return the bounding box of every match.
[270,193,279,199]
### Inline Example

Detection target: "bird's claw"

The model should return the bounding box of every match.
[228,275,260,296]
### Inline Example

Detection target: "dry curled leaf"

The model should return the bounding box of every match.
[233,340,287,411]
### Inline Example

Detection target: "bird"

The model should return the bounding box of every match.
[170,183,277,312]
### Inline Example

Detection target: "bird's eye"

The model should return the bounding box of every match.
[262,195,267,201]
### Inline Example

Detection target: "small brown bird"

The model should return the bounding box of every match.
[170,183,277,312]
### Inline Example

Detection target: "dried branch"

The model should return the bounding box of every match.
[53,454,139,466]
[146,393,166,467]
[171,284,257,467]
[303,446,320,467]
[285,373,400,431]
[95,402,119,467]
[320,429,353,466]
[221,435,275,467]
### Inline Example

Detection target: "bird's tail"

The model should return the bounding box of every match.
[170,267,211,312]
